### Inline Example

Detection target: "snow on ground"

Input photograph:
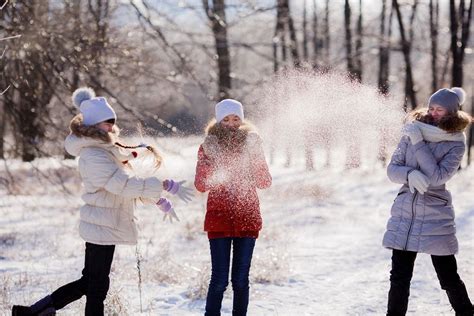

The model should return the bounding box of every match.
[0,136,473,315]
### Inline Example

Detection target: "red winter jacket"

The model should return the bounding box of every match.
[194,128,272,239]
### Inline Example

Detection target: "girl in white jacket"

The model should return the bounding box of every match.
[12,88,192,316]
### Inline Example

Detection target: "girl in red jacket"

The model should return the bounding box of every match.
[195,99,272,316]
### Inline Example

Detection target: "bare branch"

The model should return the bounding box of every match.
[0,34,21,41]
[0,85,10,96]
[0,0,8,10]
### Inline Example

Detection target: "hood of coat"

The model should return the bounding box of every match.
[65,115,134,161]
[408,108,471,133]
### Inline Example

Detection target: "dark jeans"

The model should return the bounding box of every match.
[387,249,473,316]
[50,242,115,316]
[205,237,256,316]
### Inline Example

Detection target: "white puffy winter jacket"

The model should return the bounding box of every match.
[65,134,163,245]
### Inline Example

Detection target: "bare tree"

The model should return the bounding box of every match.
[344,0,362,81]
[302,0,309,61]
[324,0,330,64]
[393,0,417,110]
[430,0,440,93]
[344,0,355,77]
[274,0,300,71]
[468,85,473,165]
[378,0,393,95]
[203,0,231,100]
[2,2,55,161]
[87,0,110,94]
[450,0,472,87]
[354,0,363,81]
[312,0,320,67]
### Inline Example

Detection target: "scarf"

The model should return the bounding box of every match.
[414,120,465,143]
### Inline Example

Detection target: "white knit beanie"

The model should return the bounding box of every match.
[215,99,244,123]
[72,87,117,126]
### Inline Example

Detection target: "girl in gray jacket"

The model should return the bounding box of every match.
[383,87,473,316]
[12,88,192,316]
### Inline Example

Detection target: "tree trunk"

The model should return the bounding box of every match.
[324,0,330,64]
[393,0,417,110]
[378,0,391,95]
[467,85,473,165]
[302,0,308,61]
[88,0,109,95]
[344,0,355,76]
[450,0,472,87]
[0,99,5,159]
[429,0,439,93]
[283,0,300,66]
[312,0,320,67]
[354,0,363,82]
[203,0,231,100]
[274,0,286,72]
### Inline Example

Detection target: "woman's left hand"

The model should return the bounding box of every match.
[402,123,423,145]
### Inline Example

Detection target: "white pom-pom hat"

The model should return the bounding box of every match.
[72,87,116,126]
[215,99,244,123]
[428,87,466,113]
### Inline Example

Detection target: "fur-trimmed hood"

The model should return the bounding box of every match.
[65,114,134,162]
[205,119,256,137]
[408,108,471,133]
[203,120,260,154]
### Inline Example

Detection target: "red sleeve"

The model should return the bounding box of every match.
[194,145,214,193]
[252,145,272,189]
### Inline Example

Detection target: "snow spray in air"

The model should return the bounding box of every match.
[253,68,406,169]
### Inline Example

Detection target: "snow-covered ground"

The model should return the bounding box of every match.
[1,137,473,315]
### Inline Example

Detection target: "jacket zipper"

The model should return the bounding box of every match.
[404,191,418,250]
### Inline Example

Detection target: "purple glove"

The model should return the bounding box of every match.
[163,179,193,203]
[156,197,179,222]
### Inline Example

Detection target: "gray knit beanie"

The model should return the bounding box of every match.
[428,87,466,113]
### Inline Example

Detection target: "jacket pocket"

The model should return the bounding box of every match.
[425,193,449,206]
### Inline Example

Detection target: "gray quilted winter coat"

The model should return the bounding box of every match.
[382,121,466,256]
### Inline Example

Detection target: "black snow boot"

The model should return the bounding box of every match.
[445,283,473,316]
[12,295,56,316]
[455,304,473,316]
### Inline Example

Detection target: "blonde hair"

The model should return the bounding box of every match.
[115,142,162,169]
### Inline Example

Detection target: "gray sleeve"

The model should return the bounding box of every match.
[411,141,465,186]
[387,136,414,184]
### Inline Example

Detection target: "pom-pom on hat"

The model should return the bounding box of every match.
[215,99,244,123]
[428,87,466,113]
[72,87,117,126]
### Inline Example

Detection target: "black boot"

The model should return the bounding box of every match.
[12,296,56,316]
[12,305,33,316]
[445,282,473,316]
[454,304,473,316]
